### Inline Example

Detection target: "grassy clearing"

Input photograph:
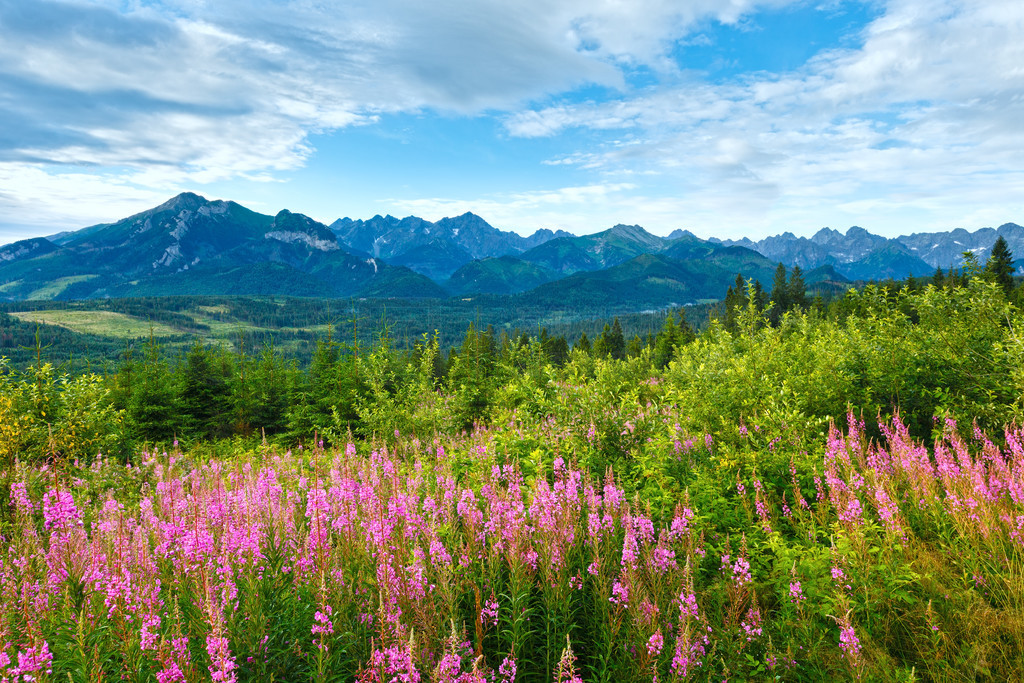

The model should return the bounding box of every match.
[196,304,231,315]
[26,274,99,300]
[189,309,329,337]
[9,309,184,339]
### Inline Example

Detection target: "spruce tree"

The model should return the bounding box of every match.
[723,274,748,332]
[576,332,592,354]
[769,263,789,325]
[986,235,1015,295]
[178,341,231,440]
[249,342,291,436]
[677,310,696,345]
[627,334,643,358]
[752,280,769,312]
[787,266,808,309]
[128,336,178,442]
[544,336,570,366]
[653,314,679,369]
[593,324,611,357]
[606,317,626,360]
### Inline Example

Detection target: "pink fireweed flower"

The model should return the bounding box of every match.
[649,539,677,574]
[789,581,805,605]
[610,579,630,606]
[42,489,82,530]
[838,618,862,665]
[753,479,771,531]
[620,522,639,570]
[312,605,334,644]
[156,663,186,683]
[669,506,695,541]
[15,641,54,678]
[140,614,161,651]
[731,556,752,587]
[365,638,421,683]
[831,562,852,591]
[555,637,583,683]
[9,482,33,514]
[639,599,660,624]
[647,630,664,656]
[480,597,499,628]
[741,605,763,641]
[206,635,238,683]
[678,590,699,621]
[670,630,707,678]
[498,655,517,683]
[873,484,904,538]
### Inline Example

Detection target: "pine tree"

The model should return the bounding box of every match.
[606,317,626,360]
[653,314,679,369]
[448,322,496,426]
[723,274,748,332]
[576,332,592,354]
[787,266,808,309]
[248,342,292,436]
[932,266,945,289]
[677,310,696,345]
[627,334,644,358]
[752,280,769,312]
[986,235,1015,295]
[127,336,178,442]
[769,263,790,325]
[544,335,570,366]
[593,324,611,357]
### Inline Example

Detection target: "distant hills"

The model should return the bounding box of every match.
[0,193,1018,312]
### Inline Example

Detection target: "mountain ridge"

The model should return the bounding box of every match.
[1,193,1019,308]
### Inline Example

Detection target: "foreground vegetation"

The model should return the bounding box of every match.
[1,268,1024,680]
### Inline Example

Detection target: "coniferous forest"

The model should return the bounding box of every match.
[1,253,1024,681]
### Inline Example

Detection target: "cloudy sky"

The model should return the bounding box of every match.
[1,0,1022,243]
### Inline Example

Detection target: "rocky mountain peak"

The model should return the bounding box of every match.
[153,192,208,214]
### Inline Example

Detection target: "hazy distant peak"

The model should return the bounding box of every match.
[666,228,700,241]
[608,223,648,236]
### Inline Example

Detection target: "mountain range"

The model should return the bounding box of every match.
[712,223,1024,277]
[0,193,1018,309]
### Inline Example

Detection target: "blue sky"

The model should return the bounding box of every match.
[1,0,1022,243]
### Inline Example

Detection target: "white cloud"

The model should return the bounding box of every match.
[503,0,1024,237]
[0,0,801,237]
[0,0,1020,242]
[0,163,172,237]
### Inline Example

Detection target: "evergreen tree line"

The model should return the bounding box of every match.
[101,307,699,445]
[719,236,1023,331]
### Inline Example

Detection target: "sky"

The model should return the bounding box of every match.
[0,0,1022,244]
